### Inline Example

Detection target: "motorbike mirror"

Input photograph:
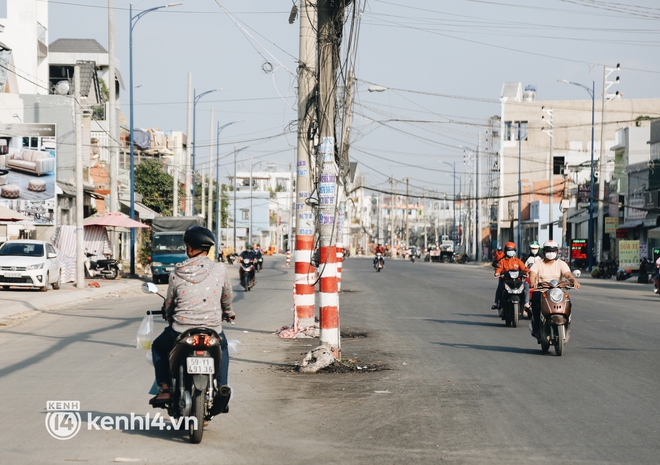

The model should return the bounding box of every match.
[572,270,581,278]
[141,282,159,294]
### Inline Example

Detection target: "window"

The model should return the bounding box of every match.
[242,209,249,220]
[553,156,565,175]
[504,121,528,141]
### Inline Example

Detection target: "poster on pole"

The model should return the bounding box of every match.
[0,123,57,225]
[604,217,619,234]
[618,240,640,270]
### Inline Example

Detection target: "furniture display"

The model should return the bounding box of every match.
[1,184,20,199]
[28,179,47,192]
[6,149,55,176]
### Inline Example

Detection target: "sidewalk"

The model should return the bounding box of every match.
[0,277,146,324]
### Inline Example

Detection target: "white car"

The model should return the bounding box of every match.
[0,240,61,291]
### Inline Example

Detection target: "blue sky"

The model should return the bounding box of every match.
[45,0,660,195]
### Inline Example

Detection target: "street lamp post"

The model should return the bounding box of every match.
[129,2,181,276]
[559,79,595,271]
[192,88,219,215]
[215,120,241,254]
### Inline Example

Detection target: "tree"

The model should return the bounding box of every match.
[134,159,181,216]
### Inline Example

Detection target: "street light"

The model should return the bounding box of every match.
[558,79,595,271]
[460,143,480,261]
[192,88,221,215]
[129,2,181,276]
[441,161,457,243]
[215,120,242,254]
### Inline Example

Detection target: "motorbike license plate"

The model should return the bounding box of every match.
[165,267,174,271]
[4,272,21,278]
[186,357,214,374]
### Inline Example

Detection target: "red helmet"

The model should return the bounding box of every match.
[504,241,517,252]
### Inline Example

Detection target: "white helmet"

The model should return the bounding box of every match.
[543,240,559,260]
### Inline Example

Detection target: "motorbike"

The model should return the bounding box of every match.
[256,256,263,272]
[141,282,231,444]
[410,254,416,263]
[239,257,255,291]
[499,270,526,328]
[84,253,120,279]
[616,267,632,281]
[374,252,384,272]
[531,279,574,356]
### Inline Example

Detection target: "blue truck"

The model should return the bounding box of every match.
[150,216,205,284]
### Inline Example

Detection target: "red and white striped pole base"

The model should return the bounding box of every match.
[336,243,343,292]
[319,245,340,358]
[294,236,315,331]
[285,249,291,267]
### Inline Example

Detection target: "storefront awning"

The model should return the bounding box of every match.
[643,213,660,228]
[567,211,591,224]
[649,227,660,239]
[617,219,644,230]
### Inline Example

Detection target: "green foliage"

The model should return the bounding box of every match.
[138,227,152,266]
[134,160,181,216]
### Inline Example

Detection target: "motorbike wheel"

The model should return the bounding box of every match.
[189,388,205,444]
[512,301,519,328]
[555,325,565,356]
[377,266,381,272]
[106,266,118,280]
[541,340,550,353]
[243,274,250,292]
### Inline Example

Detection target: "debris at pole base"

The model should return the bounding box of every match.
[299,346,335,373]
[276,324,319,339]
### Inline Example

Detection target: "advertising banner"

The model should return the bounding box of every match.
[0,123,56,225]
[604,217,619,234]
[619,240,640,270]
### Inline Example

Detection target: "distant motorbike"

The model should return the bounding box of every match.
[499,270,526,328]
[374,253,384,272]
[410,254,416,263]
[84,253,119,279]
[141,283,231,444]
[616,267,632,281]
[531,279,574,356]
[256,256,263,272]
[239,258,255,291]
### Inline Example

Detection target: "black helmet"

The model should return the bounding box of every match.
[183,226,215,250]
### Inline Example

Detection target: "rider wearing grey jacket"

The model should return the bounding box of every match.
[150,226,234,407]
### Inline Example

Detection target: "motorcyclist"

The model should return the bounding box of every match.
[525,241,542,269]
[149,226,234,406]
[492,242,529,313]
[529,240,580,340]
[253,243,263,270]
[239,244,257,286]
[374,242,386,268]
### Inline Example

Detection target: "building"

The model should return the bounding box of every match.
[497,82,660,259]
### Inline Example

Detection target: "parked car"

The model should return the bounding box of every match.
[0,240,61,291]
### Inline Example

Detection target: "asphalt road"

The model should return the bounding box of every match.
[0,255,658,464]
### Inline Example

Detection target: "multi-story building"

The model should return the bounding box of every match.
[497,82,660,259]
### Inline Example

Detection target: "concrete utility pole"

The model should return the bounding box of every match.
[74,65,85,289]
[597,63,620,262]
[390,177,395,250]
[207,108,214,229]
[542,107,554,241]
[317,0,340,358]
[185,73,193,216]
[292,0,317,333]
[108,0,118,214]
[476,135,482,261]
[405,178,409,248]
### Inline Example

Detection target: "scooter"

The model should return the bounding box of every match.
[256,256,263,272]
[530,277,575,356]
[84,253,120,279]
[374,252,384,272]
[239,257,255,291]
[141,283,231,444]
[410,254,416,263]
[499,270,526,328]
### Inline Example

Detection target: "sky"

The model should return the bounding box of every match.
[45,0,660,198]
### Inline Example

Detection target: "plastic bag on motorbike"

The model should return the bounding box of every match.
[136,313,154,350]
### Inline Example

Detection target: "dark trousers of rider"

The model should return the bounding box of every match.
[152,326,230,387]
[531,291,543,334]
[494,279,530,306]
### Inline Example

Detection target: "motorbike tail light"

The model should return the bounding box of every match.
[185,334,219,347]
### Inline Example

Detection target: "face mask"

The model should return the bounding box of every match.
[545,252,557,260]
[506,250,516,258]
[530,249,538,256]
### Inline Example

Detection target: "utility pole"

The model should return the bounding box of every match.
[74,65,85,289]
[562,171,570,252]
[207,108,214,229]
[317,0,340,358]
[476,135,482,261]
[597,63,620,262]
[107,0,119,261]
[390,177,395,252]
[517,122,522,251]
[405,178,409,248]
[423,188,427,250]
[542,107,554,241]
[293,0,317,333]
[185,73,193,216]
